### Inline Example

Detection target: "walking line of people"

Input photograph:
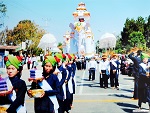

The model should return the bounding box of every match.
[0,49,150,112]
[0,53,77,113]
[87,50,150,110]
[88,53,120,90]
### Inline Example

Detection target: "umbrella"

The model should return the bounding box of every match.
[99,33,116,49]
[38,33,57,49]
[38,33,57,54]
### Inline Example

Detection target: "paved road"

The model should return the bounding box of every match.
[1,63,149,113]
[71,69,149,113]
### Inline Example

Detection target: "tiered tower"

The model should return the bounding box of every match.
[64,2,95,58]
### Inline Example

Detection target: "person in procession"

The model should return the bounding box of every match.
[138,53,150,110]
[27,55,60,113]
[31,54,38,69]
[26,54,32,70]
[0,54,27,113]
[63,53,74,113]
[54,53,67,113]
[110,54,120,90]
[88,56,97,81]
[70,54,77,108]
[128,49,142,100]
[99,54,110,89]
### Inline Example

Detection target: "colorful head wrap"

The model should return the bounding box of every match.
[54,56,60,63]
[54,53,63,63]
[66,53,72,61]
[140,53,150,60]
[4,55,22,69]
[54,53,67,62]
[43,56,57,66]
[55,53,63,60]
[70,54,76,61]
[62,54,67,62]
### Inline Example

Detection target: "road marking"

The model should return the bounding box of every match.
[75,92,132,96]
[74,99,137,103]
[78,70,85,94]
[25,99,137,103]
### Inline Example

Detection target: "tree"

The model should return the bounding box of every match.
[121,16,146,47]
[0,2,7,27]
[8,20,37,45]
[0,27,8,45]
[5,20,46,55]
[115,36,122,53]
[144,15,150,47]
[128,31,145,48]
[29,29,45,55]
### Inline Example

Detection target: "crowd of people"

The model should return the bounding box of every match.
[87,54,120,90]
[0,53,77,113]
[87,49,150,110]
[0,49,150,112]
[128,49,150,110]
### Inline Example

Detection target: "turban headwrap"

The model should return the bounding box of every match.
[54,53,62,63]
[55,53,63,60]
[43,56,57,66]
[4,55,22,69]
[55,53,66,62]
[66,54,72,61]
[140,53,150,60]
[70,54,76,60]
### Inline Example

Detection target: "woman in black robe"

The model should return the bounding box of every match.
[138,53,150,110]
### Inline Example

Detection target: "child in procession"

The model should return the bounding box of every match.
[0,54,27,113]
[54,53,67,113]
[28,55,60,113]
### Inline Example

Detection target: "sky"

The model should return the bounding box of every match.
[1,0,150,43]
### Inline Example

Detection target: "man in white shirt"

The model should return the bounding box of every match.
[88,57,97,81]
[99,54,110,88]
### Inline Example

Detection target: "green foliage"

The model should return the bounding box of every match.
[144,16,150,47]
[120,15,150,50]
[5,20,46,55]
[128,31,145,48]
[0,2,6,13]
[121,17,145,46]
[115,36,122,49]
[0,2,7,27]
